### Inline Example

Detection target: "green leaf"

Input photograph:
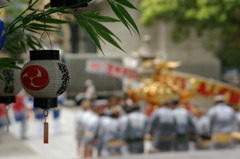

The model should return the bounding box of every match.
[38,17,70,24]
[81,12,120,22]
[116,4,140,36]
[20,41,26,51]
[26,26,57,32]
[75,16,103,52]
[0,58,18,63]
[22,16,32,25]
[28,23,58,29]
[28,0,33,5]
[26,36,38,50]
[0,5,7,9]
[114,0,139,10]
[26,35,42,49]
[26,23,59,32]
[0,62,21,69]
[107,0,132,34]
[95,27,125,52]
[87,19,121,42]
[25,28,41,34]
[44,2,51,9]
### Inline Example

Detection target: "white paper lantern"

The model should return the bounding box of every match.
[20,50,70,109]
[0,67,22,104]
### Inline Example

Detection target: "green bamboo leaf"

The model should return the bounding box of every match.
[27,35,42,48]
[20,41,26,51]
[28,23,59,29]
[22,17,32,25]
[0,63,21,69]
[75,16,103,52]
[0,75,3,81]
[28,0,33,5]
[95,28,125,52]
[4,47,15,54]
[7,18,23,34]
[114,0,139,10]
[26,26,57,32]
[0,58,18,63]
[87,19,121,42]
[44,2,51,9]
[81,12,120,22]
[0,5,8,9]
[107,0,132,34]
[116,4,140,36]
[26,37,37,50]
[25,28,41,34]
[38,17,70,24]
[22,10,38,25]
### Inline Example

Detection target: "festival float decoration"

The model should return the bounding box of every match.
[21,50,70,143]
[138,57,182,105]
[127,54,240,116]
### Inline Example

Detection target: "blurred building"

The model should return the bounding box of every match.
[41,0,220,80]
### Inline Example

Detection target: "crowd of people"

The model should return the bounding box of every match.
[75,94,240,158]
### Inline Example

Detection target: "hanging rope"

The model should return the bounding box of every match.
[38,10,53,50]
[5,104,10,132]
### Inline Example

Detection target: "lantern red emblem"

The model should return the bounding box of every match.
[21,65,50,91]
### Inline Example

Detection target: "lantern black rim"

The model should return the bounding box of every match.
[30,50,60,60]
[0,96,16,104]
[50,0,89,8]
[33,97,58,109]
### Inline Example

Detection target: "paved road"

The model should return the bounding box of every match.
[1,107,240,159]
[0,107,77,159]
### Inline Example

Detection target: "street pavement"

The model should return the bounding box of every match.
[0,106,78,159]
[1,107,240,159]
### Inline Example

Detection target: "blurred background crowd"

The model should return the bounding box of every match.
[74,92,240,158]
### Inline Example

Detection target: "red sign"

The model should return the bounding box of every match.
[86,60,139,79]
[21,65,50,90]
[86,60,105,73]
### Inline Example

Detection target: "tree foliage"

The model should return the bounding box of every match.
[0,0,139,74]
[140,0,240,69]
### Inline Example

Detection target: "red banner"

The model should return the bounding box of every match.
[86,60,139,79]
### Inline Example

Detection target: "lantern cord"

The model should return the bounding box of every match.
[39,11,53,50]
[5,105,10,132]
[43,109,49,123]
[43,109,49,118]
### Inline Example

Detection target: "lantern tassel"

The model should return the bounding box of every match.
[43,109,49,144]
[5,105,10,132]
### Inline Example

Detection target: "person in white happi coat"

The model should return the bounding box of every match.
[171,98,196,151]
[84,79,96,101]
[208,95,237,149]
[146,103,176,152]
[75,99,92,158]
[122,106,147,154]
[194,109,211,150]
[76,99,100,158]
[97,108,122,156]
[83,104,100,158]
